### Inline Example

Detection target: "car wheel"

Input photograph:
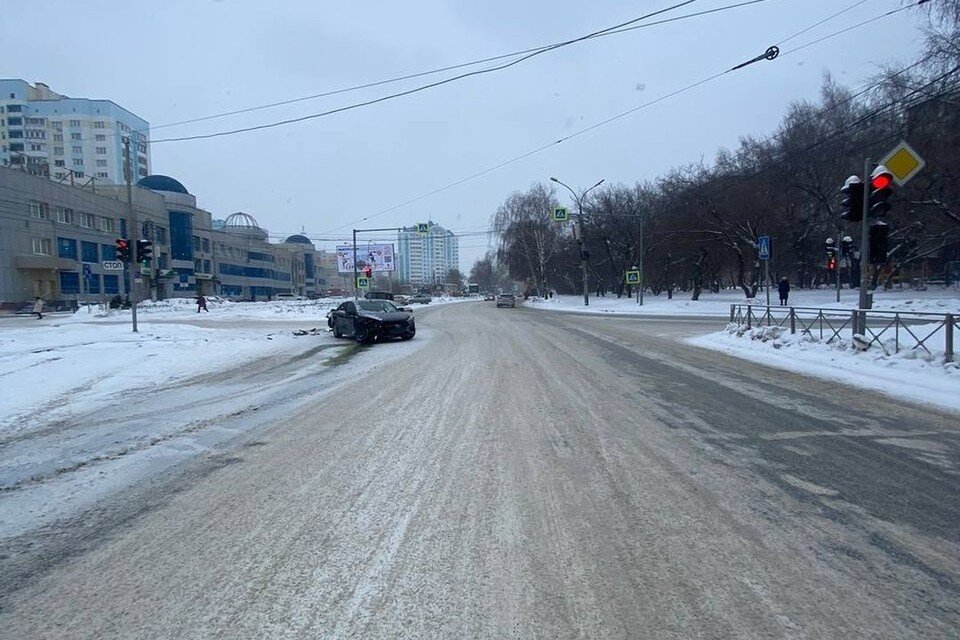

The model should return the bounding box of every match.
[354,322,375,344]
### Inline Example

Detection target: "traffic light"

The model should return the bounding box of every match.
[363,265,373,278]
[868,165,894,218]
[869,221,889,264]
[840,235,855,259]
[115,238,131,262]
[839,175,864,222]
[825,238,837,271]
[827,256,837,272]
[137,239,153,263]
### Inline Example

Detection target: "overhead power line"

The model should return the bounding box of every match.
[318,0,927,235]
[149,1,788,143]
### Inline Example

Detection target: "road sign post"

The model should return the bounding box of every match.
[553,207,569,223]
[758,236,771,306]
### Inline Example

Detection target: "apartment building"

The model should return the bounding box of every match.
[0,80,149,186]
[397,221,459,286]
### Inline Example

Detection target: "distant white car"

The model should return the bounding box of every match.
[275,293,305,301]
[496,293,517,308]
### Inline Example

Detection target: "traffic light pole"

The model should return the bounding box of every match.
[124,137,139,333]
[857,158,872,322]
[835,226,842,304]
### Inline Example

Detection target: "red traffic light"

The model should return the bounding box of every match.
[871,173,892,190]
[870,165,894,191]
[363,266,373,278]
[827,257,837,271]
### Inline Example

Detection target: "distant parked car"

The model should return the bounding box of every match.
[408,293,432,304]
[275,293,304,301]
[496,293,516,308]
[327,299,415,343]
[364,291,394,300]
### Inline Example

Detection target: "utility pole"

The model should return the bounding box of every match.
[124,137,139,333]
[638,210,645,306]
[550,176,604,306]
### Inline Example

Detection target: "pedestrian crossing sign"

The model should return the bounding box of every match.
[417,223,429,234]
[357,276,370,289]
[553,207,569,222]
[625,270,640,284]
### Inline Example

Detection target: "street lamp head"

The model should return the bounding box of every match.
[549,177,559,183]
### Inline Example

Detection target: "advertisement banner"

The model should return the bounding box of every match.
[336,243,395,273]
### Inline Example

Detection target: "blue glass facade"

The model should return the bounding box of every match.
[169,211,193,260]
[81,241,99,263]
[57,237,77,260]
[59,271,80,294]
[103,275,120,294]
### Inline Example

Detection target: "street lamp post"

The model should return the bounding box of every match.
[550,176,604,307]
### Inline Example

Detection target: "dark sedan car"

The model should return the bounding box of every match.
[327,299,415,343]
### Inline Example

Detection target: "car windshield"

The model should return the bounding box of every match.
[357,300,398,313]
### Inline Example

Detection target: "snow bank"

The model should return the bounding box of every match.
[689,323,960,413]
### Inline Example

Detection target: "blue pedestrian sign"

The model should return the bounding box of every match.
[758,236,771,260]
[82,263,93,279]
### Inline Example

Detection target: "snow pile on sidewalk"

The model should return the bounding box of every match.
[0,321,308,434]
[689,323,959,412]
[526,289,960,317]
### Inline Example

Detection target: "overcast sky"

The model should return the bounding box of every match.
[4,0,929,269]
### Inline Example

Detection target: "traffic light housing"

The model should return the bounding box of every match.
[868,165,894,218]
[137,239,153,263]
[115,238,131,262]
[363,265,373,278]
[869,221,889,264]
[825,238,837,271]
[839,175,864,222]
[840,236,855,259]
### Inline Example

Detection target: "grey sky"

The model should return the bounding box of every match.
[4,0,928,269]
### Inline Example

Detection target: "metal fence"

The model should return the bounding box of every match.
[729,304,956,363]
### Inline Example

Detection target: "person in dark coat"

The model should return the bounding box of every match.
[196,294,209,313]
[778,277,790,306]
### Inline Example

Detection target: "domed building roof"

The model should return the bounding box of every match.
[137,174,190,194]
[224,212,261,229]
[284,234,314,245]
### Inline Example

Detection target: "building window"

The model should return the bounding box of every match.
[192,236,201,252]
[8,116,22,126]
[87,274,102,294]
[30,201,49,219]
[58,237,78,260]
[159,253,168,269]
[194,259,203,273]
[94,121,105,129]
[97,172,107,179]
[54,172,65,179]
[101,217,114,232]
[54,159,65,167]
[71,133,81,141]
[53,134,63,142]
[101,243,116,260]
[169,211,194,261]
[69,119,80,127]
[59,272,80,294]
[74,171,84,178]
[52,121,62,130]
[96,147,106,154]
[95,134,105,142]
[201,238,210,253]
[55,207,74,224]
[72,145,82,154]
[81,241,99,262]
[73,158,83,166]
[32,237,52,255]
[29,144,42,151]
[54,147,63,155]
[204,260,211,273]
[79,213,95,228]
[155,227,167,244]
[103,274,119,294]
[96,159,107,167]
[9,130,23,139]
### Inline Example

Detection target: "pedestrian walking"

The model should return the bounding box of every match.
[196,294,208,313]
[778,277,790,306]
[33,296,44,319]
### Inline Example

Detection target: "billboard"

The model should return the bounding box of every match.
[336,243,395,273]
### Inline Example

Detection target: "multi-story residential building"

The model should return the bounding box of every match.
[0,167,334,308]
[0,80,149,186]
[397,221,459,287]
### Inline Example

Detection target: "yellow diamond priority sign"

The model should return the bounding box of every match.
[879,141,925,186]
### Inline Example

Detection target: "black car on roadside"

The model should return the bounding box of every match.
[327,299,415,343]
